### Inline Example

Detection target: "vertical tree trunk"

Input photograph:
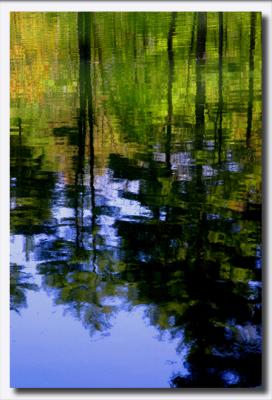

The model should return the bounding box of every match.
[185,13,197,101]
[76,13,93,253]
[195,12,207,133]
[194,12,207,261]
[217,12,223,163]
[246,12,256,147]
[165,12,176,175]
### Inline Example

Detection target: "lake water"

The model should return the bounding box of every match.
[10,12,262,388]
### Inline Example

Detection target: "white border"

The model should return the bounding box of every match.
[0,2,271,399]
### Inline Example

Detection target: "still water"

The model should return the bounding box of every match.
[10,12,262,388]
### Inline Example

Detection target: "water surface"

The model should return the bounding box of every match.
[10,12,262,388]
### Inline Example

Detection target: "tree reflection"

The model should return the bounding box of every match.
[106,14,262,388]
[10,119,57,311]
[11,12,262,387]
[35,13,122,336]
[10,264,38,313]
[36,12,261,384]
